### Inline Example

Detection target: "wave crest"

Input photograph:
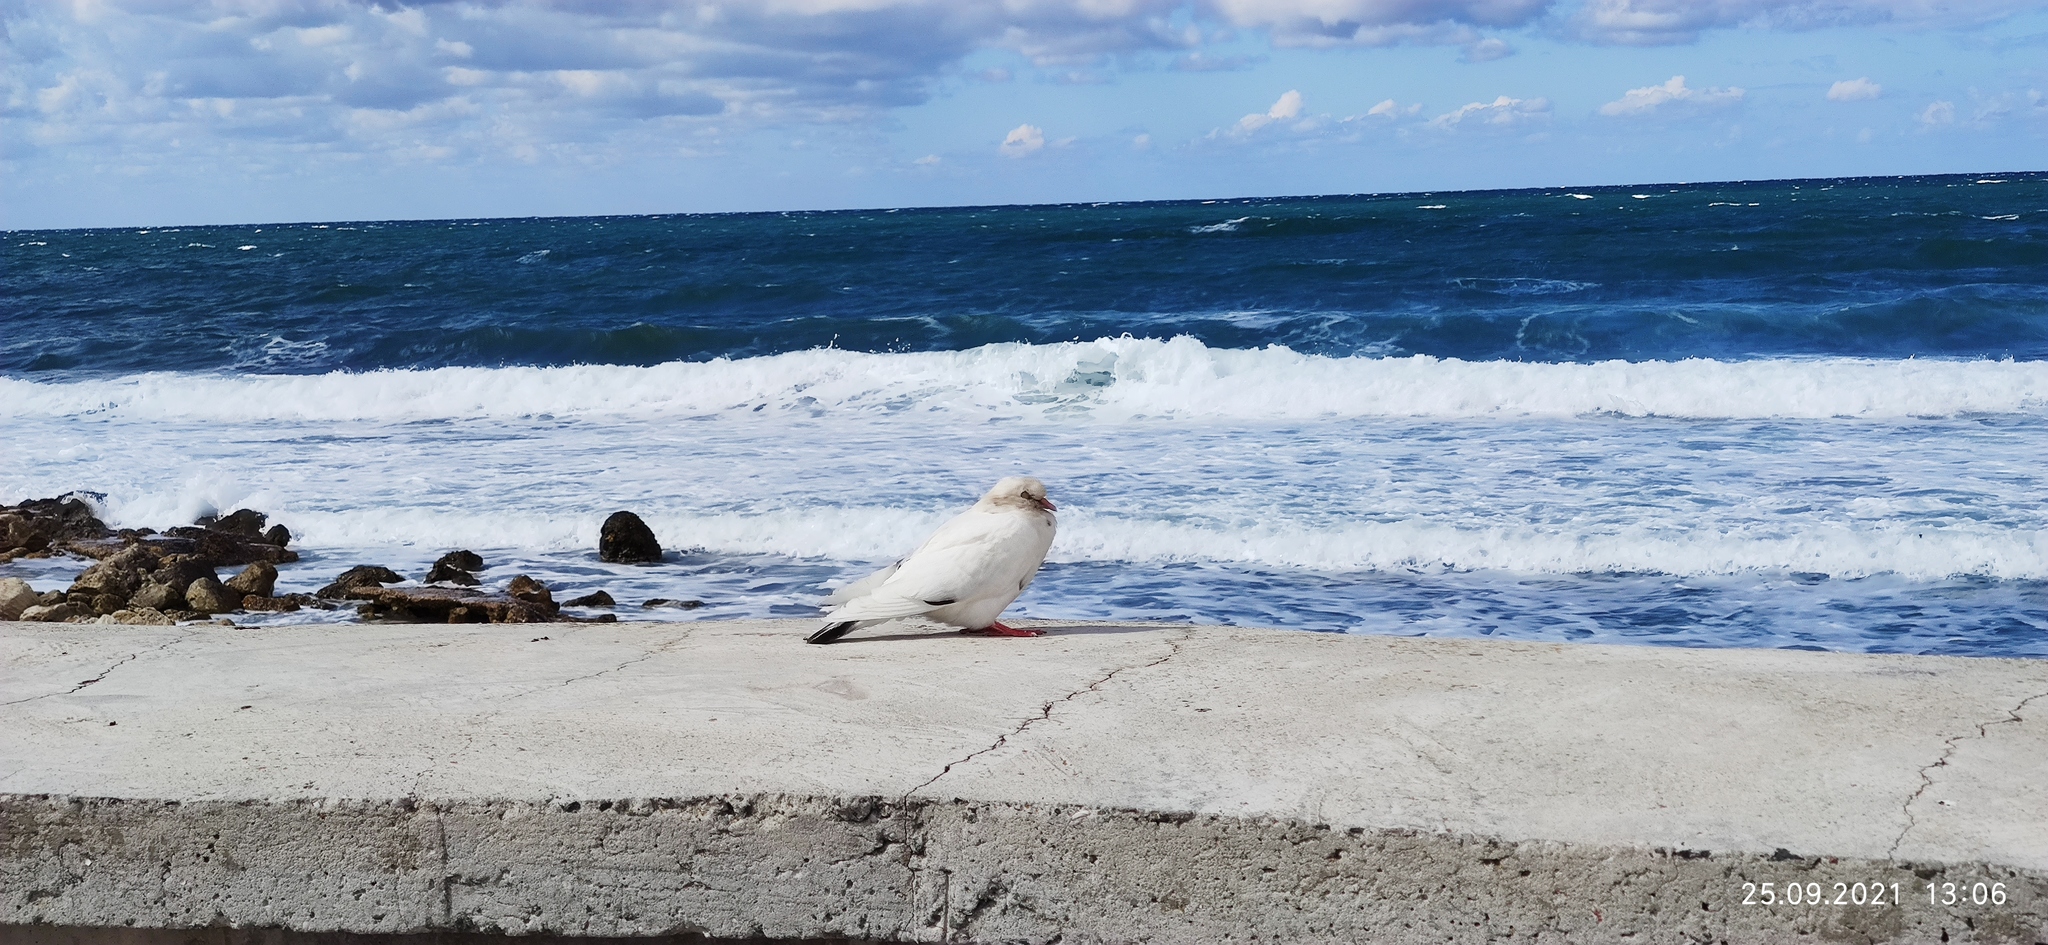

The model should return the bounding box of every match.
[5,337,2046,422]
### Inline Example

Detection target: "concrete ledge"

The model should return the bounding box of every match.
[3,620,2044,943]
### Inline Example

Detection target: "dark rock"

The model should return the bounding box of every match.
[505,575,556,612]
[185,577,239,615]
[423,552,483,585]
[420,552,483,587]
[64,536,178,560]
[151,554,218,596]
[163,526,299,567]
[424,564,480,586]
[0,514,48,555]
[434,550,485,572]
[598,511,662,563]
[241,594,305,613]
[1,495,111,557]
[563,590,615,608]
[90,593,126,616]
[316,565,406,600]
[70,543,160,600]
[346,585,558,624]
[4,496,298,605]
[642,598,705,609]
[224,561,278,598]
[202,509,268,538]
[36,590,66,607]
[130,582,184,612]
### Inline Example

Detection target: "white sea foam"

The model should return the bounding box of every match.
[1051,513,2048,581]
[5,338,2047,423]
[600,509,2048,581]
[55,495,2048,582]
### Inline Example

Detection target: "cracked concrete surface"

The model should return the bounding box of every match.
[1892,687,2048,872]
[3,619,2045,943]
[1888,689,2048,859]
[0,629,194,707]
[904,627,1192,800]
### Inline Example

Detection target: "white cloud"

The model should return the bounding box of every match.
[293,25,353,48]
[1132,133,1152,148]
[1462,38,1514,61]
[1598,75,1744,116]
[1569,0,2046,45]
[380,8,429,38]
[3,0,1199,168]
[1208,0,1551,45]
[913,153,940,165]
[1231,89,1305,134]
[3,0,2035,206]
[1429,95,1550,128]
[1361,98,1424,119]
[1919,100,1956,125]
[1828,78,1882,101]
[1000,123,1046,156]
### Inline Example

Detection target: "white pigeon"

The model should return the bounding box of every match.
[806,476,1058,644]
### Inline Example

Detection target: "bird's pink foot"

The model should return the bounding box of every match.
[961,621,1045,638]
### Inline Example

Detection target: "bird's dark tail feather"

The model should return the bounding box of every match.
[806,621,861,645]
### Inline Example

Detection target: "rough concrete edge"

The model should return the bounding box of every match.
[6,792,2045,945]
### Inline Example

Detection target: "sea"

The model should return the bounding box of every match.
[4,173,2045,657]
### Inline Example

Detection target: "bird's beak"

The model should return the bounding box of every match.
[1038,497,1058,511]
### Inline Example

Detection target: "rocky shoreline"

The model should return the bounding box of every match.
[0,496,683,626]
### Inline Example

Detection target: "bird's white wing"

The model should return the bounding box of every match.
[886,509,1045,598]
[823,507,1049,622]
[826,561,900,606]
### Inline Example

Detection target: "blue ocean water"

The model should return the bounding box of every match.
[4,173,2046,656]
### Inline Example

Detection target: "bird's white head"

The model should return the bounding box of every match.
[985,476,1057,513]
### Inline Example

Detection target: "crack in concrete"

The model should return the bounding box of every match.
[405,631,691,797]
[434,806,453,925]
[1888,686,2048,860]
[541,633,687,693]
[0,630,196,707]
[903,628,1192,801]
[489,630,694,708]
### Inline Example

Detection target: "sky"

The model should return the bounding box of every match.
[4,0,2045,229]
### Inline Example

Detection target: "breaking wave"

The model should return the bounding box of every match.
[5,337,2046,423]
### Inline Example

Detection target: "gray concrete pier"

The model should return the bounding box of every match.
[3,619,2044,943]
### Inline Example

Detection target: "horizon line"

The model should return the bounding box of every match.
[6,169,2039,235]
